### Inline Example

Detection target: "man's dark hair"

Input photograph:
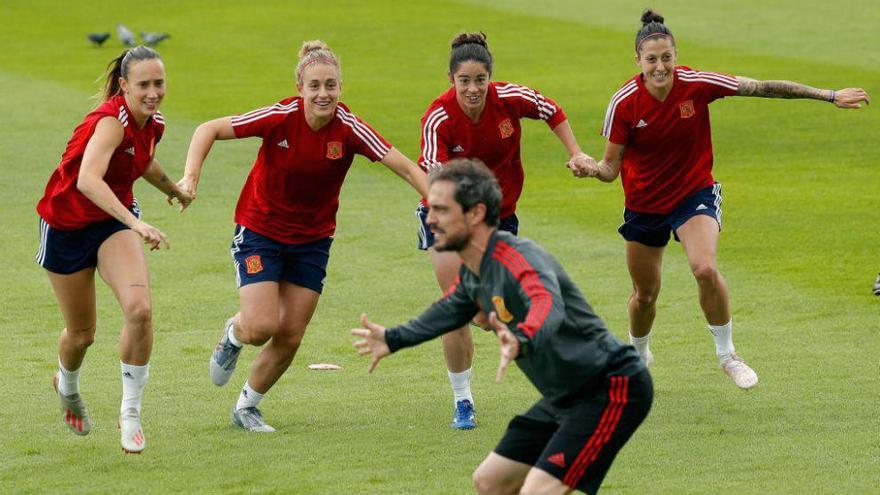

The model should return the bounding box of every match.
[429,158,501,226]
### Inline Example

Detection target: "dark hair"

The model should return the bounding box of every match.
[101,45,162,101]
[429,158,501,226]
[449,32,493,75]
[635,9,675,54]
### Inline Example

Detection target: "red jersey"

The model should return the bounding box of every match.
[601,67,738,214]
[419,82,567,218]
[230,97,391,244]
[37,95,165,229]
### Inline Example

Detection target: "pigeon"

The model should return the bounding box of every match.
[87,32,111,46]
[141,32,170,46]
[116,23,136,47]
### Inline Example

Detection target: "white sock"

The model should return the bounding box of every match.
[708,320,735,360]
[236,381,264,410]
[121,362,149,414]
[629,332,651,357]
[227,319,243,348]
[448,368,473,405]
[58,358,81,396]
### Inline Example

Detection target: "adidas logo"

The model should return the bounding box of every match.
[636,119,648,128]
[452,145,464,153]
[122,371,134,379]
[278,139,289,149]
[242,389,248,398]
[124,147,135,155]
[695,204,708,211]
[547,452,566,468]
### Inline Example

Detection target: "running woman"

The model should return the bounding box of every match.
[179,40,428,432]
[418,32,593,429]
[571,10,871,388]
[354,159,651,495]
[37,46,191,453]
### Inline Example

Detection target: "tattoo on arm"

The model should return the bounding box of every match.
[736,77,831,101]
[109,206,128,224]
[159,174,170,183]
[130,283,147,288]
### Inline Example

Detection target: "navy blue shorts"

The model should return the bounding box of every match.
[230,225,333,294]
[35,200,142,275]
[618,183,722,247]
[415,203,519,250]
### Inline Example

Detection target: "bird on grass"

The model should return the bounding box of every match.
[141,32,171,46]
[116,23,136,46]
[87,32,111,46]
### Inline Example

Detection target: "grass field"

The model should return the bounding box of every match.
[1,1,878,493]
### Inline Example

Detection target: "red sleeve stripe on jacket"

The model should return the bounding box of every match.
[336,107,391,159]
[601,80,638,138]
[437,273,462,302]
[420,106,448,173]
[562,375,630,488]
[492,241,553,338]
[496,83,558,120]
[676,69,738,91]
[231,100,299,127]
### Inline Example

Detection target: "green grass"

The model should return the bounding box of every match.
[1,1,878,493]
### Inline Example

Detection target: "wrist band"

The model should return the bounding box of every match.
[828,90,836,103]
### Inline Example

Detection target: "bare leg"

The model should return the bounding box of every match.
[246,283,319,393]
[47,267,97,435]
[625,242,664,338]
[234,281,282,346]
[430,248,473,373]
[96,229,155,451]
[473,452,532,495]
[677,215,757,388]
[97,230,153,365]
[519,468,573,495]
[675,215,730,325]
[48,268,97,371]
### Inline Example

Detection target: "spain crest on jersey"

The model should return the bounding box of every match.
[245,255,263,274]
[679,100,695,119]
[498,119,514,139]
[326,141,344,160]
[492,296,514,323]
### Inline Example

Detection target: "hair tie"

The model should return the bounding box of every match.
[297,55,338,78]
[636,32,674,52]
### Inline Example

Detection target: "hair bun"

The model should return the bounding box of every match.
[298,40,329,59]
[640,9,664,26]
[451,32,488,50]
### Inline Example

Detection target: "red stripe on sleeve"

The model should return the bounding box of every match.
[491,241,553,338]
[437,274,461,302]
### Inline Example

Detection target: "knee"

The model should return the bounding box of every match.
[473,467,516,495]
[472,468,495,495]
[239,318,278,345]
[691,262,721,286]
[631,287,659,309]
[68,326,96,350]
[122,301,152,329]
[273,326,306,351]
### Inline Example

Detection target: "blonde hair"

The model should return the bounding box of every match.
[295,40,340,84]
